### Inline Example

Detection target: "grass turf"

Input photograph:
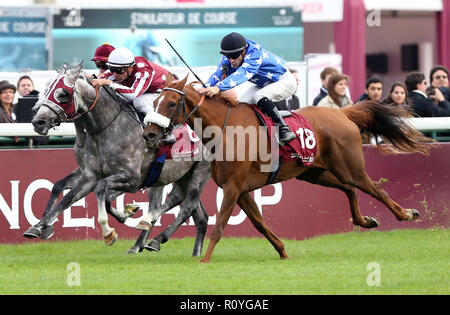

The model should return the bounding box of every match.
[0,228,448,295]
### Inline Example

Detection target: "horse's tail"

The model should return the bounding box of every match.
[340,100,435,155]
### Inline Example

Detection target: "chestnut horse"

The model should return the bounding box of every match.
[144,74,433,263]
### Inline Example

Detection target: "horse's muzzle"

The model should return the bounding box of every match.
[142,130,160,148]
[32,118,50,135]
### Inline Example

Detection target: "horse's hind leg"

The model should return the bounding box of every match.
[237,192,289,259]
[190,201,208,257]
[350,172,417,221]
[328,144,417,222]
[298,169,379,228]
[149,161,210,256]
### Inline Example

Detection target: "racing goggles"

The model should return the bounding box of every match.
[108,66,129,74]
[223,51,243,60]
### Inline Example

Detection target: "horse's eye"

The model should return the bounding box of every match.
[168,101,177,108]
[54,88,71,104]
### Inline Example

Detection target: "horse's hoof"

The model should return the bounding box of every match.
[41,226,54,240]
[23,226,42,239]
[365,216,379,228]
[126,247,140,255]
[136,220,151,231]
[144,239,160,252]
[406,209,420,221]
[104,229,118,246]
[125,204,140,218]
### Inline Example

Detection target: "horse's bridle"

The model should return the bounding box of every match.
[162,85,230,151]
[163,86,204,129]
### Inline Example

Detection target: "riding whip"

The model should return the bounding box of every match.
[165,38,207,88]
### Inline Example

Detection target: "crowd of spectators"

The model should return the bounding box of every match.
[311,65,450,120]
[1,58,450,142]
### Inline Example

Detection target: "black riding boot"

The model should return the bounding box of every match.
[161,131,176,145]
[257,97,296,144]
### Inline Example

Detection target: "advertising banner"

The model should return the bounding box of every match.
[0,16,48,71]
[52,7,303,69]
[0,145,449,244]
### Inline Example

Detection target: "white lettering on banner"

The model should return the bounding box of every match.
[211,184,282,225]
[12,22,46,34]
[130,12,186,26]
[203,12,237,25]
[188,12,201,25]
[0,180,20,229]
[254,184,282,213]
[24,179,56,227]
[0,22,10,33]
[62,189,93,228]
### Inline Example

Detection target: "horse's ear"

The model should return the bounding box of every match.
[165,73,174,86]
[180,74,189,86]
[57,64,67,74]
[66,62,83,85]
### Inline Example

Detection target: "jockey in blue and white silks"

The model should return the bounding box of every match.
[200,32,297,144]
[206,39,288,91]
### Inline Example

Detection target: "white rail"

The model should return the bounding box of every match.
[0,118,449,137]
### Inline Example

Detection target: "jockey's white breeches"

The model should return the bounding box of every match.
[239,70,297,104]
[133,93,159,113]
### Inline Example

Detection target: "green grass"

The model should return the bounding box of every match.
[0,229,448,295]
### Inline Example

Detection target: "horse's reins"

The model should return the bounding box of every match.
[164,86,230,150]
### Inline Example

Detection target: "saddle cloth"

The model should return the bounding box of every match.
[156,124,202,160]
[143,124,201,188]
[250,104,317,166]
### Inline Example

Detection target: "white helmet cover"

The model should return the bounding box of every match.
[107,47,135,67]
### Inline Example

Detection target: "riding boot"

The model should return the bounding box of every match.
[160,131,177,145]
[257,97,296,144]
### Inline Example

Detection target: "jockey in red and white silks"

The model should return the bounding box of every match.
[92,47,169,116]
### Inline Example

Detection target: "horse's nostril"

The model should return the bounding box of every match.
[144,132,157,140]
[37,120,46,126]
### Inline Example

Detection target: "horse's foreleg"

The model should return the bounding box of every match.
[200,183,240,263]
[127,186,166,254]
[237,192,289,259]
[23,174,96,239]
[137,185,183,231]
[42,168,82,218]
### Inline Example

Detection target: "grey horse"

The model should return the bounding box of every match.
[22,63,211,256]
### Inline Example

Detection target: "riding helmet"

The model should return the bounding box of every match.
[220,32,248,54]
[91,43,115,62]
[107,47,135,67]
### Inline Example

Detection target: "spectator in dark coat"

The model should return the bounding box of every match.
[405,71,450,117]
[355,77,383,103]
[429,65,450,102]
[312,66,339,106]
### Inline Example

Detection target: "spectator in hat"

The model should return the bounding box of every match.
[0,80,17,123]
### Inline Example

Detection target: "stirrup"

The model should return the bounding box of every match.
[278,127,296,144]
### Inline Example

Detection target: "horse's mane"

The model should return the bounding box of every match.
[186,81,239,107]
